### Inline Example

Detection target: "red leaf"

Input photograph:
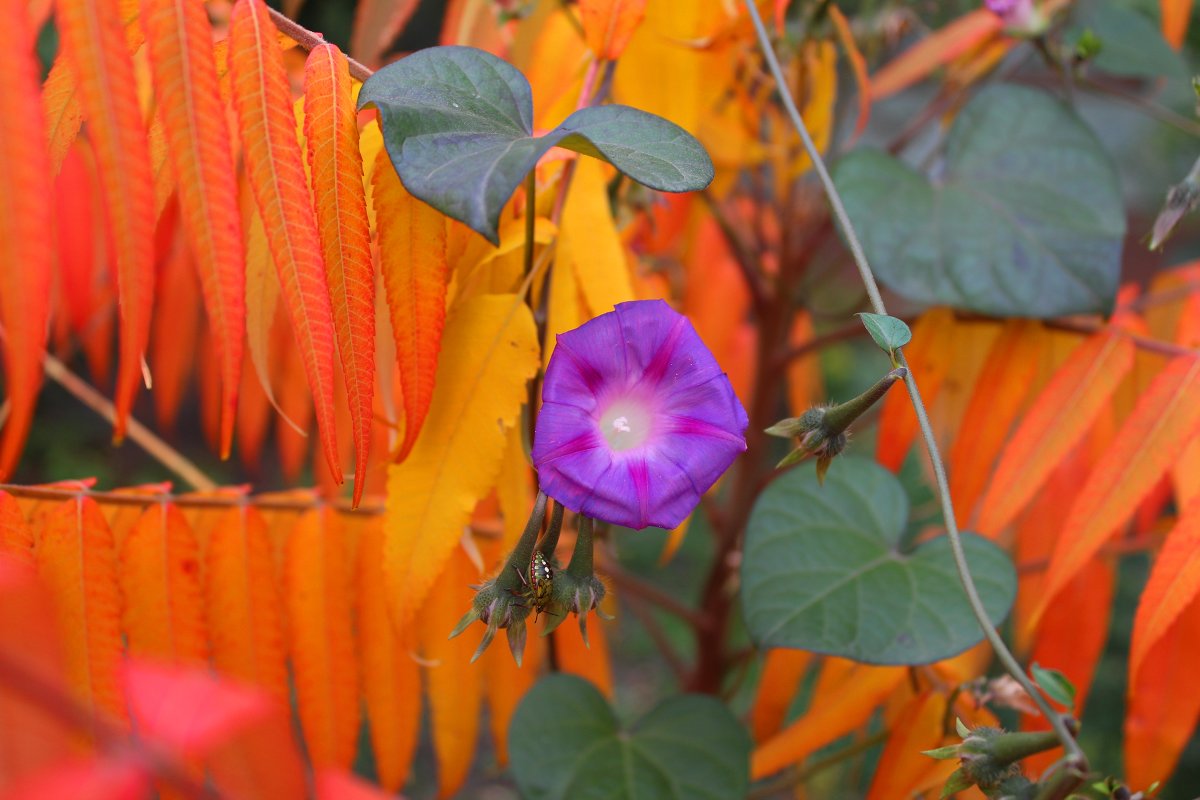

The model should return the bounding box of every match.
[123,660,275,758]
[1,757,149,800]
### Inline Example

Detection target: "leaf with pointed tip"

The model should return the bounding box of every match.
[740,458,1015,664]
[359,45,713,243]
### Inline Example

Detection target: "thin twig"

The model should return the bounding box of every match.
[265,6,373,81]
[41,354,217,492]
[741,0,1088,773]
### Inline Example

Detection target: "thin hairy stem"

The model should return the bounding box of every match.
[742,0,1086,771]
[747,729,890,799]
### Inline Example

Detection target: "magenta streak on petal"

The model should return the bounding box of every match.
[534,431,604,464]
[634,314,688,387]
[662,415,749,447]
[553,336,607,395]
[629,456,651,529]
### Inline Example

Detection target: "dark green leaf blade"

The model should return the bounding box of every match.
[833,85,1125,318]
[553,105,715,193]
[740,458,1016,664]
[360,46,713,244]
[509,675,751,800]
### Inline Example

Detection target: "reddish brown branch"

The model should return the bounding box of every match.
[265,6,374,82]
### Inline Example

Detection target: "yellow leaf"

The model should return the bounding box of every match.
[384,295,539,629]
[559,158,635,317]
[418,546,483,799]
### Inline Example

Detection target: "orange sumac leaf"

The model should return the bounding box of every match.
[34,497,126,723]
[141,0,246,459]
[371,152,448,463]
[752,665,905,779]
[417,546,482,799]
[357,519,419,792]
[0,558,73,787]
[230,0,341,483]
[750,648,813,743]
[119,504,207,664]
[1037,356,1200,621]
[865,691,949,800]
[284,509,358,768]
[0,0,53,481]
[0,493,34,564]
[42,59,84,177]
[580,0,648,61]
[976,331,1135,537]
[876,308,954,471]
[1161,0,1193,48]
[150,239,201,434]
[1124,589,1200,789]
[205,505,288,699]
[57,0,156,442]
[948,321,1044,528]
[869,9,1002,100]
[1130,495,1200,686]
[305,44,374,505]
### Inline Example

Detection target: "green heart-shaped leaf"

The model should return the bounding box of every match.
[740,458,1015,665]
[833,85,1125,318]
[359,46,714,244]
[509,675,751,800]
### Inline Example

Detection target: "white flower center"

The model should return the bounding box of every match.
[599,399,652,452]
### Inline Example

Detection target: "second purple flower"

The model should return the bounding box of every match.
[532,299,749,530]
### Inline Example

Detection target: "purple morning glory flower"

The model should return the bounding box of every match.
[532,300,749,530]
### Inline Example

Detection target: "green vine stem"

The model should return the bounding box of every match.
[741,0,1087,774]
